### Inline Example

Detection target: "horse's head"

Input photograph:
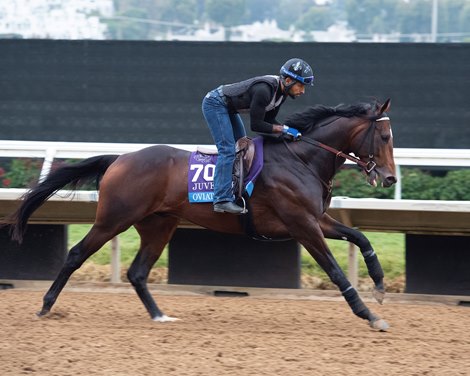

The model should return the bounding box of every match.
[283,98,397,188]
[351,99,397,188]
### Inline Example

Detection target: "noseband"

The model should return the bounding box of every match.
[358,116,390,173]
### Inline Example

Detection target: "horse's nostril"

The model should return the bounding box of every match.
[381,176,397,188]
[385,176,397,186]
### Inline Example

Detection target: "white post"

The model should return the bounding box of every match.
[339,210,358,288]
[348,242,358,289]
[110,236,121,283]
[394,164,402,200]
[431,0,438,43]
[38,148,57,183]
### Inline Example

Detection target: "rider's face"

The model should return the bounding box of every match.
[285,78,305,97]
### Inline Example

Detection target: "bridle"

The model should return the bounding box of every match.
[297,115,390,174]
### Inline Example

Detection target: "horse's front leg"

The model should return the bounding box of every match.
[295,221,389,331]
[319,213,385,304]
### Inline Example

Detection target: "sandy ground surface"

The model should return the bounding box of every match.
[1,285,469,376]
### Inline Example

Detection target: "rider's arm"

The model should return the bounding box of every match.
[249,83,284,134]
[264,107,284,133]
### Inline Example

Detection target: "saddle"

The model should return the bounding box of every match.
[233,137,275,241]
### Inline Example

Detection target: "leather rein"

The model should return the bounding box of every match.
[294,115,390,174]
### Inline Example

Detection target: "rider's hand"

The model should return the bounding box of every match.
[282,125,302,141]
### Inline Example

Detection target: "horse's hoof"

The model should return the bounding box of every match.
[153,315,180,323]
[372,288,385,305]
[36,310,50,318]
[369,318,389,331]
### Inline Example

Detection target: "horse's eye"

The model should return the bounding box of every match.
[381,134,391,142]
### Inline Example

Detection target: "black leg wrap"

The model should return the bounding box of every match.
[342,287,372,321]
[363,251,384,285]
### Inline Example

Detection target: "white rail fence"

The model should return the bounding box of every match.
[2,139,470,198]
[1,140,470,286]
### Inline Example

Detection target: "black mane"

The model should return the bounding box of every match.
[284,100,379,131]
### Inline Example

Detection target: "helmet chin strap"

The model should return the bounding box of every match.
[281,77,297,99]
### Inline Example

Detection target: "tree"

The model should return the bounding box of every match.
[105,0,201,40]
[397,0,432,36]
[159,0,200,25]
[205,0,246,40]
[459,2,470,41]
[244,0,280,24]
[105,8,152,40]
[277,0,315,30]
[295,6,334,31]
[439,0,470,40]
[345,0,400,36]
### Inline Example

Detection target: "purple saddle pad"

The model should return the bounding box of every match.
[188,137,264,203]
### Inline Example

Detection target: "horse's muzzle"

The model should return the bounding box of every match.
[367,169,397,188]
[382,175,397,188]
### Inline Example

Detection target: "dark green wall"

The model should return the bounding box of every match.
[0,40,468,148]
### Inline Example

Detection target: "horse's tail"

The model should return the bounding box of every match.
[4,154,119,244]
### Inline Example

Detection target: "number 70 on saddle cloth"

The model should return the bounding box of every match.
[187,152,217,203]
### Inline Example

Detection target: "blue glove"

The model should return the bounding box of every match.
[282,125,302,141]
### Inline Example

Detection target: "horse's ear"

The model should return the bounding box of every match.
[379,98,391,114]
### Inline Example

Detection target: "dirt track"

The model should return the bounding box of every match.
[1,287,469,376]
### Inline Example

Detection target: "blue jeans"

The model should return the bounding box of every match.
[202,87,246,204]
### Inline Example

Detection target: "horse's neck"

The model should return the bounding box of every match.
[310,117,358,152]
[303,117,360,180]
[264,118,361,185]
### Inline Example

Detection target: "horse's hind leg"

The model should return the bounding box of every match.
[127,214,180,322]
[39,223,126,316]
[319,213,385,303]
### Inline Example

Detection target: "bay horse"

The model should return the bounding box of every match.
[4,99,396,331]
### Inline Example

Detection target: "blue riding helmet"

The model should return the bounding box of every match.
[280,58,314,86]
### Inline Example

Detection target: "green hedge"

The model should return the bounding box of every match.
[333,167,470,200]
[0,158,90,189]
[0,159,42,188]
